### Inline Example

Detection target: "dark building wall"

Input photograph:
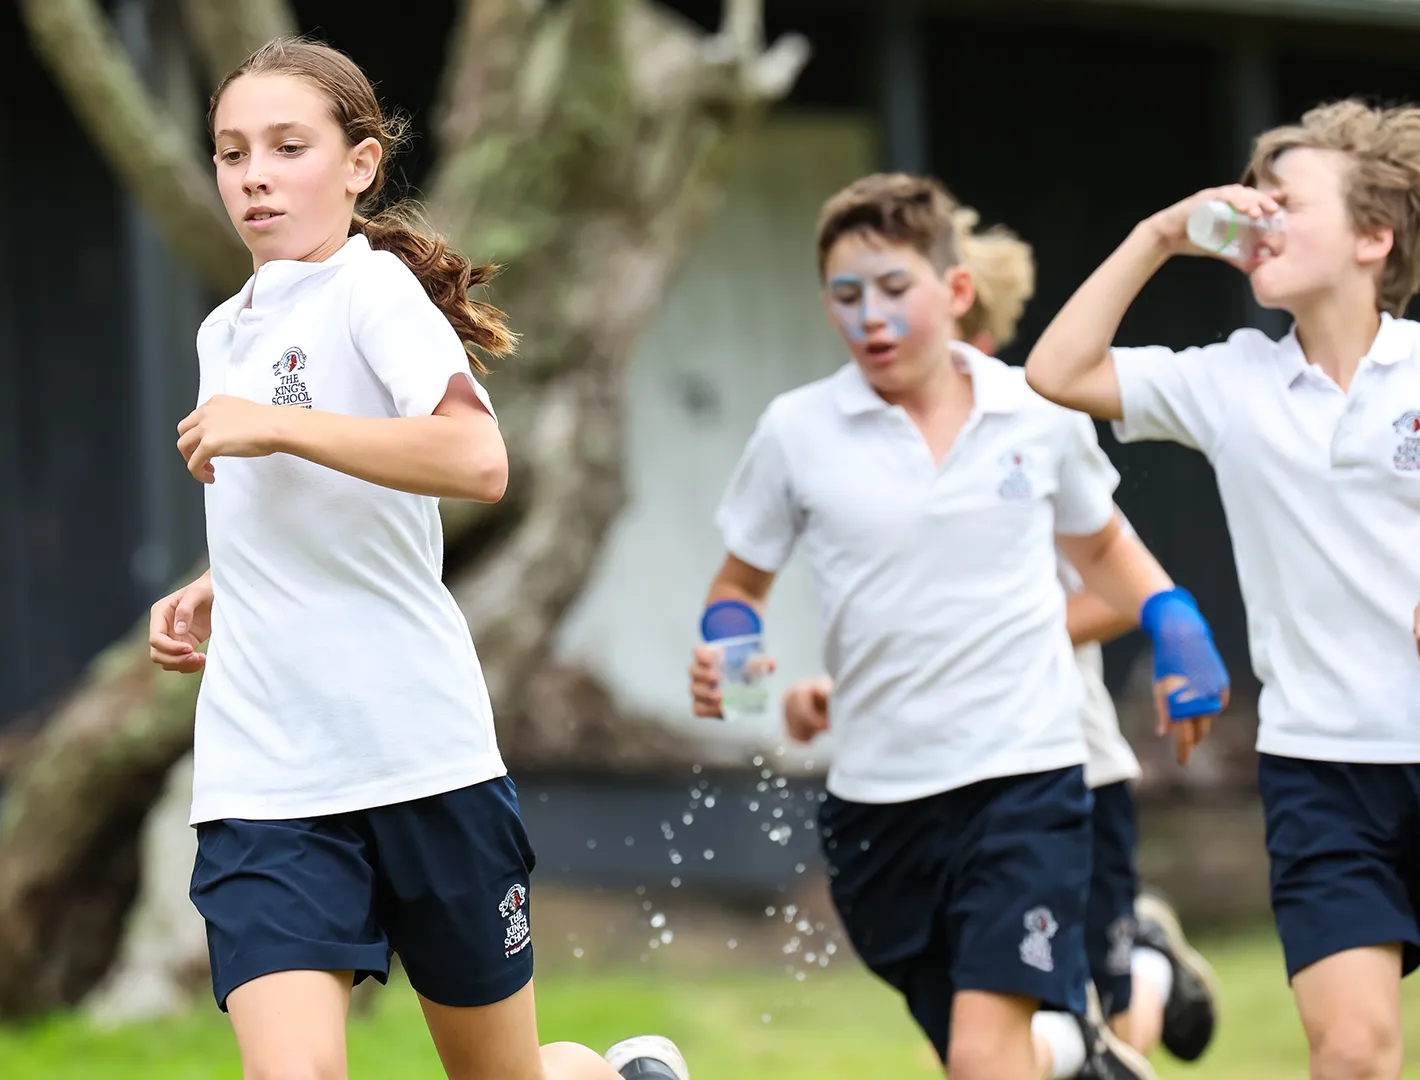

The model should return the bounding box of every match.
[1,0,144,725]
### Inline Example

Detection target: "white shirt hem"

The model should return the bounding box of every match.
[825,745,1087,805]
[189,754,508,824]
[1255,733,1420,766]
[1085,760,1142,789]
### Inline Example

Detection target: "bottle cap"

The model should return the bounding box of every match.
[700,600,761,642]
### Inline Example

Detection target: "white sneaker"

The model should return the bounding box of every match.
[604,1035,690,1080]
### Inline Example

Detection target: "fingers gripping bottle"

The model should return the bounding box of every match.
[1186,200,1284,260]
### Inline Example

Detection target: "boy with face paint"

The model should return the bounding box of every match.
[1026,100,1420,1080]
[687,174,1230,1080]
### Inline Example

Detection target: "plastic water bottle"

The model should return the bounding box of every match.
[1186,200,1284,260]
[700,600,769,721]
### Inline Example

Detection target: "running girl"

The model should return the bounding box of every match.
[148,37,686,1080]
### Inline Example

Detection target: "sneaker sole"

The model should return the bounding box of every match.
[1100,1024,1161,1080]
[1136,891,1222,1010]
[604,1035,690,1080]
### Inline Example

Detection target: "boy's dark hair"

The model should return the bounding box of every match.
[815,174,962,280]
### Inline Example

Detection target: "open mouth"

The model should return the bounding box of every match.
[245,209,283,225]
[864,341,897,358]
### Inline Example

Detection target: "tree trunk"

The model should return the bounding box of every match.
[1,0,807,1020]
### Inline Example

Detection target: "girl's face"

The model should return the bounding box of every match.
[821,232,973,397]
[212,74,381,268]
[1249,147,1393,315]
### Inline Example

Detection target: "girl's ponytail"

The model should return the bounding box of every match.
[352,205,516,375]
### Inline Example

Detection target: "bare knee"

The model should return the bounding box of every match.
[243,1060,344,1080]
[1309,1019,1401,1080]
[948,1028,1032,1080]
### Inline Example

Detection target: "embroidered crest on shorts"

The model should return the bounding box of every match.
[500,883,531,958]
[1020,906,1058,972]
[1106,914,1136,976]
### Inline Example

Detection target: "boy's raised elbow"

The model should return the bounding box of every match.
[1023,350,1063,401]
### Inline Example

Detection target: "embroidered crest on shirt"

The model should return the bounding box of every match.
[998,450,1033,499]
[272,346,313,409]
[1020,906,1058,972]
[1393,410,1420,472]
[500,883,531,958]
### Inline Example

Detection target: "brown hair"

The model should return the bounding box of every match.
[815,173,962,280]
[952,207,1036,349]
[209,38,514,372]
[1246,99,1420,317]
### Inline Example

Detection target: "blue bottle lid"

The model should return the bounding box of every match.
[700,599,762,642]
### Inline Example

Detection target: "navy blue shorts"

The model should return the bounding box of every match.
[1086,781,1140,1019]
[819,766,1092,1063]
[190,776,536,1011]
[1260,754,1420,980]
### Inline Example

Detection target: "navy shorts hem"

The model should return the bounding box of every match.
[213,942,391,1011]
[1281,930,1420,983]
[952,967,1086,1017]
[410,954,534,1009]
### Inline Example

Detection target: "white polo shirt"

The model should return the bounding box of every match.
[717,343,1119,804]
[189,233,506,824]
[1113,312,1420,764]
[1056,548,1142,790]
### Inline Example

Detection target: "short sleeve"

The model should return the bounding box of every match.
[1111,340,1235,456]
[714,407,803,573]
[350,252,496,422]
[1052,410,1121,537]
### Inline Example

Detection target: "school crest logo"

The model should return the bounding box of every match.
[500,883,531,958]
[1105,915,1136,976]
[271,346,313,409]
[1393,410,1420,472]
[273,346,307,375]
[1019,906,1058,973]
[998,450,1033,500]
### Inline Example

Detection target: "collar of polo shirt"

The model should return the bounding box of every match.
[833,340,1029,416]
[1278,310,1410,388]
[221,233,373,327]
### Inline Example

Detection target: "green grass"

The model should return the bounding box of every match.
[5,931,1420,1078]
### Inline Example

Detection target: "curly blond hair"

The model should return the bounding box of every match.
[952,207,1036,349]
[1246,99,1420,316]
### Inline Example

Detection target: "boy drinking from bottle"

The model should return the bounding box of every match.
[1025,99,1420,1080]
[687,173,1229,1080]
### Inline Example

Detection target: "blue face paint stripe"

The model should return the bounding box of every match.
[826,271,911,342]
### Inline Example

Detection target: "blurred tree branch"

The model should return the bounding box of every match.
[16,0,250,292]
[179,0,298,87]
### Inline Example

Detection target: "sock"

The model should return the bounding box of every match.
[1133,945,1174,1003]
[1031,1011,1087,1079]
